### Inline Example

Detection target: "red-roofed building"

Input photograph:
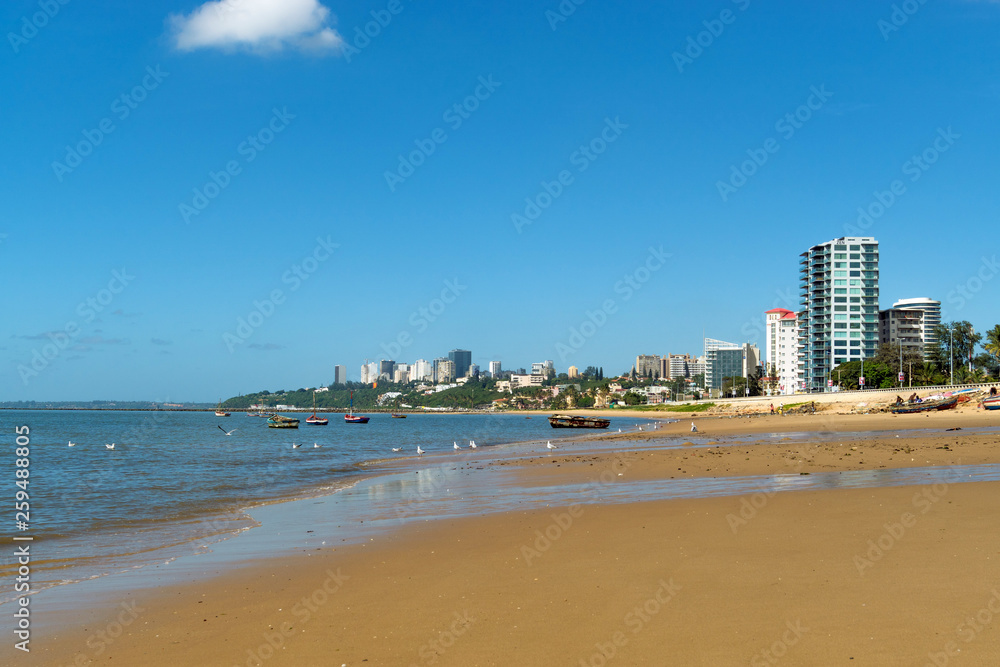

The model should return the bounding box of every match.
[765,308,802,395]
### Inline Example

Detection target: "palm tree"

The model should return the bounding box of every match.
[985,325,1000,365]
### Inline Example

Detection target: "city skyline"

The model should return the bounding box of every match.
[4,1,1000,402]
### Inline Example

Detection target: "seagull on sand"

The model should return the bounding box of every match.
[469,440,477,449]
[547,441,556,450]
[417,446,425,456]
[690,422,698,433]
[218,425,237,436]
[454,441,461,451]
[392,447,402,452]
[638,426,643,432]
[68,441,76,447]
[105,443,115,450]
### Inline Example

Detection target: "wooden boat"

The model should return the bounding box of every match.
[215,400,230,417]
[548,414,611,429]
[391,413,407,418]
[981,395,1000,411]
[267,414,300,428]
[306,392,328,425]
[345,391,369,424]
[889,396,959,414]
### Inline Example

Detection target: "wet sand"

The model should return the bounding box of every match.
[16,409,1000,666]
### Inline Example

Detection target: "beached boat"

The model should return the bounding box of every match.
[345,391,370,424]
[266,414,300,428]
[889,396,959,414]
[305,392,329,425]
[215,401,230,417]
[981,395,1000,410]
[548,414,611,429]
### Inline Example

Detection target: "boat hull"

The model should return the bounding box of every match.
[267,415,300,428]
[548,414,611,429]
[344,416,370,424]
[890,396,959,414]
[305,417,329,425]
[982,396,1000,410]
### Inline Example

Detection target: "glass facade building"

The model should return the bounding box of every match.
[799,236,879,392]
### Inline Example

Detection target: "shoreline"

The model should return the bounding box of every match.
[11,409,1000,664]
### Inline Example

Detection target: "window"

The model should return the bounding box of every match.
[850,245,860,250]
[835,271,847,277]
[849,288,861,295]
[850,262,860,268]
[834,279,846,286]
[850,271,861,277]
[834,253,846,260]
[834,323,847,329]
[834,305,847,312]
[834,262,847,269]
[834,297,847,303]
[834,314,846,320]
[835,332,847,338]
[834,288,847,294]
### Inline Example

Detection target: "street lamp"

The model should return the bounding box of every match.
[950,325,954,385]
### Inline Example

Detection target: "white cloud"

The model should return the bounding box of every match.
[170,0,344,54]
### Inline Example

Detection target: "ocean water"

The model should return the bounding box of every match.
[0,410,631,601]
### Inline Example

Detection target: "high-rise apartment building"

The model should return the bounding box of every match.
[333,365,346,385]
[488,361,502,377]
[448,349,472,379]
[379,359,395,379]
[765,308,802,395]
[892,297,941,359]
[799,237,879,392]
[567,365,579,379]
[635,355,661,378]
[411,359,432,382]
[434,359,455,383]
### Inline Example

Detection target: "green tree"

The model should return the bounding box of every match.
[984,325,1000,368]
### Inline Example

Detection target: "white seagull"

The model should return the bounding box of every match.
[469,440,477,449]
[218,425,237,436]
[618,428,622,433]
[638,426,643,432]
[292,443,301,449]
[547,441,556,450]
[417,446,425,456]
[68,441,76,447]
[392,447,402,452]
[454,441,461,451]
[690,422,698,433]
[313,443,321,449]
[105,443,115,450]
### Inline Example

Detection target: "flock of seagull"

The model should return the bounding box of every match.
[68,420,682,455]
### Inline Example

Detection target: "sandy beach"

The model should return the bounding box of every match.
[17,402,1000,666]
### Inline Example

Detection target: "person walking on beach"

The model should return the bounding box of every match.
[769,403,774,415]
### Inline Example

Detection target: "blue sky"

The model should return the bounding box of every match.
[2,0,999,402]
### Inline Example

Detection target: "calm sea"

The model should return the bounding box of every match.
[0,410,631,601]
